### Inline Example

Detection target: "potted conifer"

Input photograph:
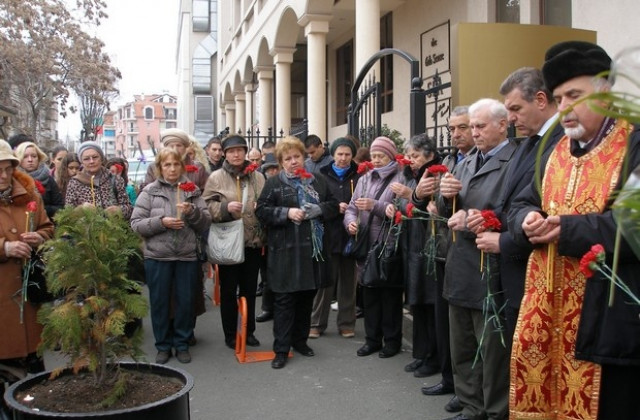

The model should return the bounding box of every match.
[3,206,193,419]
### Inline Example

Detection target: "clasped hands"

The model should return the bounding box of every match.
[5,232,44,259]
[522,211,560,244]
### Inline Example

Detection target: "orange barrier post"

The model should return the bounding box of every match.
[235,297,291,364]
[212,264,220,306]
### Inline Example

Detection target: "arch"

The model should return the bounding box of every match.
[272,7,300,51]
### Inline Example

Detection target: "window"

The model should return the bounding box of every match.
[497,0,520,23]
[541,0,571,26]
[380,12,393,113]
[144,106,154,120]
[335,40,353,125]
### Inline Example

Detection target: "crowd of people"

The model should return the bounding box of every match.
[1,40,639,420]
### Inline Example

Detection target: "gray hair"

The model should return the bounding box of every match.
[450,105,469,118]
[406,133,437,159]
[469,98,508,123]
[499,67,554,103]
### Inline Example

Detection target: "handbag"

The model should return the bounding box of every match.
[361,221,404,288]
[343,175,395,260]
[207,219,245,265]
[26,250,54,304]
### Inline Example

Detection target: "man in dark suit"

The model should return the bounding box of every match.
[469,67,563,345]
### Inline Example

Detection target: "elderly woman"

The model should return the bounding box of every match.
[0,142,54,375]
[65,141,132,219]
[203,135,265,350]
[309,137,360,339]
[15,141,64,218]
[392,134,445,378]
[344,136,405,358]
[256,136,339,369]
[131,149,211,364]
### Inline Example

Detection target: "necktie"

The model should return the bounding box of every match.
[475,153,485,173]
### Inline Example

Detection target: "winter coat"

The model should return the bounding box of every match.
[256,172,339,293]
[202,160,265,248]
[400,159,442,305]
[318,161,360,254]
[440,140,517,310]
[131,176,211,261]
[0,171,54,359]
[343,161,405,285]
[304,149,333,174]
[65,167,133,220]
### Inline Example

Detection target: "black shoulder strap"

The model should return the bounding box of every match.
[360,172,396,228]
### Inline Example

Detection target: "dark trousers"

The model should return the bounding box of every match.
[435,261,453,387]
[362,286,404,349]
[145,259,198,352]
[411,303,438,366]
[218,247,261,340]
[272,289,316,353]
[259,251,274,312]
[599,364,640,419]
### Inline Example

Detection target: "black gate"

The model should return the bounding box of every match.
[347,48,425,147]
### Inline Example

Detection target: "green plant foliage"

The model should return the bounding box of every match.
[37,206,148,399]
[381,124,405,154]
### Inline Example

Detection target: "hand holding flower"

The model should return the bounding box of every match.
[466,209,486,234]
[385,203,396,218]
[177,202,194,216]
[19,231,44,248]
[447,209,468,231]
[440,173,462,198]
[415,176,438,200]
[355,197,374,211]
[476,231,501,253]
[227,201,244,218]
[162,216,185,230]
[390,182,412,199]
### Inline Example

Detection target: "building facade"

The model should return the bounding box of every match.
[198,0,637,148]
[112,93,177,158]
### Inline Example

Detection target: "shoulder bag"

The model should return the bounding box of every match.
[361,219,404,288]
[207,219,245,265]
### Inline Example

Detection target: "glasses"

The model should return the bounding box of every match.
[0,166,14,175]
[82,155,101,162]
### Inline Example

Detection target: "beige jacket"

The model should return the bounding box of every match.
[203,161,265,248]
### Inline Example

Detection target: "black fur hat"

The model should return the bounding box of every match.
[221,135,248,152]
[542,41,611,93]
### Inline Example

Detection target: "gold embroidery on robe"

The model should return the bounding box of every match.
[509,120,630,420]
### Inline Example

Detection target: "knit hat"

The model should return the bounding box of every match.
[329,137,357,157]
[261,153,279,171]
[542,41,612,93]
[77,141,105,161]
[370,136,397,160]
[161,128,191,147]
[222,135,248,152]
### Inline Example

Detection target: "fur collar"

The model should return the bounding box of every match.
[11,170,38,206]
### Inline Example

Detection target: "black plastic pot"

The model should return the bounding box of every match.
[3,362,193,420]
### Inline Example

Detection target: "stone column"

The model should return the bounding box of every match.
[271,48,295,136]
[234,92,246,135]
[224,103,236,134]
[300,15,330,142]
[355,0,380,76]
[255,67,274,136]
[244,83,255,135]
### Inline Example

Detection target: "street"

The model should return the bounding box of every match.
[45,277,453,420]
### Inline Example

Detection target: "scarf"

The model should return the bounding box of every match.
[331,163,349,180]
[280,170,324,259]
[24,163,51,187]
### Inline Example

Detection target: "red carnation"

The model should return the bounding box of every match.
[480,209,502,231]
[34,180,45,195]
[395,154,412,166]
[294,168,312,179]
[427,165,449,176]
[406,202,415,218]
[579,250,598,277]
[244,162,259,174]
[26,201,38,213]
[185,165,198,173]
[179,182,196,192]
[357,161,374,174]
[112,164,124,174]
[394,210,403,225]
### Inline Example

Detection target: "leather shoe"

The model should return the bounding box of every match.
[422,382,455,396]
[442,414,469,420]
[378,345,400,358]
[155,350,171,364]
[246,334,260,347]
[256,311,272,322]
[404,359,424,372]
[292,343,315,357]
[271,352,287,369]
[414,364,439,378]
[444,395,463,413]
[356,343,382,357]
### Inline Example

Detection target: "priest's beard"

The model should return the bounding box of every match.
[564,123,586,140]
